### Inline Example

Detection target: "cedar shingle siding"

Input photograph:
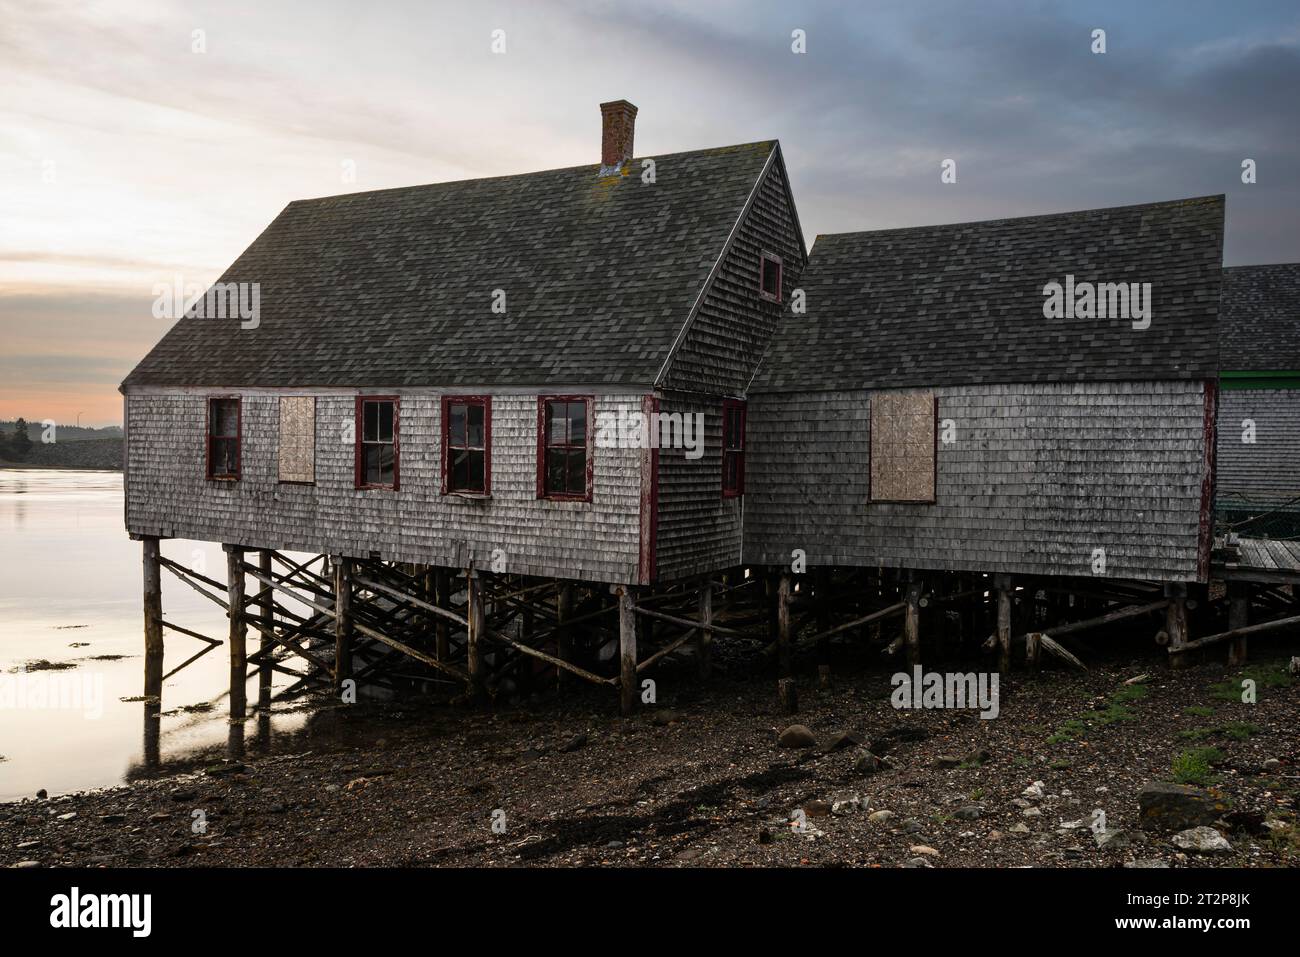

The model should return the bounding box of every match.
[127,393,644,582]
[743,382,1209,581]
[1215,263,1300,520]
[744,196,1224,583]
[1217,390,1300,507]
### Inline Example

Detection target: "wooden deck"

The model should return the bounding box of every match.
[1213,535,1300,583]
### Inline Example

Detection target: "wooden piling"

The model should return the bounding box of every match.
[142,536,163,698]
[1166,582,1190,669]
[467,569,485,700]
[904,576,922,667]
[778,676,798,714]
[257,549,273,706]
[777,571,793,678]
[618,585,637,715]
[224,545,247,719]
[1227,581,1249,666]
[697,579,713,679]
[995,574,1013,673]
[333,556,353,691]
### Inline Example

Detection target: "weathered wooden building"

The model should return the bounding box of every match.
[122,101,807,712]
[742,197,1226,667]
[1215,263,1300,536]
[122,100,1295,717]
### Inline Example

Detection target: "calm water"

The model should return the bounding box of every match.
[0,469,318,801]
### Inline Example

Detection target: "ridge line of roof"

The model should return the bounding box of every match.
[809,194,1225,245]
[285,140,780,206]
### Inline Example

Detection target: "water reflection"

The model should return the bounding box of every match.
[0,469,318,800]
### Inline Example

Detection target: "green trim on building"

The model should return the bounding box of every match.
[1220,371,1300,390]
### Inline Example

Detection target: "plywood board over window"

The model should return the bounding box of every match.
[278,396,316,484]
[869,390,936,503]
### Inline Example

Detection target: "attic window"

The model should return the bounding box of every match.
[759,251,783,303]
[869,391,936,504]
[206,397,240,480]
[443,396,490,495]
[722,399,746,497]
[356,397,399,490]
[538,396,592,501]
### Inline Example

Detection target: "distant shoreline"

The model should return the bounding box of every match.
[0,462,123,472]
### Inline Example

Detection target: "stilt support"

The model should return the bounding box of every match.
[995,574,1013,673]
[333,556,353,692]
[142,536,163,698]
[1166,582,1190,669]
[618,585,638,715]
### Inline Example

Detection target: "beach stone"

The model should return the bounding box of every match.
[903,856,933,868]
[1094,828,1131,850]
[804,800,832,818]
[822,731,863,752]
[853,751,886,775]
[1138,782,1229,832]
[831,795,862,816]
[1124,858,1170,868]
[777,725,818,749]
[868,810,895,824]
[13,861,41,869]
[56,812,77,821]
[100,814,126,824]
[1171,826,1232,855]
[935,755,963,768]
[953,805,982,821]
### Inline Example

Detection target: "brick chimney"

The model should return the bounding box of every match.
[599,99,638,171]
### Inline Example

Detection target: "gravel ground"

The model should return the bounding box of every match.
[3,655,1297,868]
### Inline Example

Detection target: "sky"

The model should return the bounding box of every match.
[2,0,1297,426]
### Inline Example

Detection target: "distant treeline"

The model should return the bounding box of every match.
[0,420,122,443]
[0,419,124,470]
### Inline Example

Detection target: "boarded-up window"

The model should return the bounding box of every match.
[869,391,936,503]
[278,396,315,484]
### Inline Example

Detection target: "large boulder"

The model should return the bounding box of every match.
[1137,783,1229,832]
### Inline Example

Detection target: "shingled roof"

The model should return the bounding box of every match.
[123,141,779,390]
[1220,263,1300,371]
[752,195,1225,393]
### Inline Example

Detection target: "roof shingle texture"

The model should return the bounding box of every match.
[753,195,1225,392]
[122,142,775,389]
[1220,262,1300,371]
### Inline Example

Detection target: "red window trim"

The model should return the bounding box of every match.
[721,397,746,498]
[205,395,241,481]
[441,395,491,497]
[537,395,594,502]
[354,395,401,491]
[758,250,783,304]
